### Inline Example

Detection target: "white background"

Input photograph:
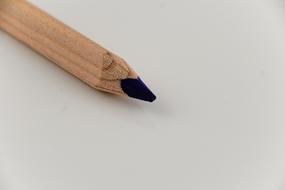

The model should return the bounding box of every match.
[1,0,285,189]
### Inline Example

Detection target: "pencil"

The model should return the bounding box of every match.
[0,0,156,102]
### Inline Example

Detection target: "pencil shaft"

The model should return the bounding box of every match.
[0,0,134,95]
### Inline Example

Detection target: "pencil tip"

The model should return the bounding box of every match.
[121,78,156,102]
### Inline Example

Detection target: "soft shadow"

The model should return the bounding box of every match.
[94,88,173,117]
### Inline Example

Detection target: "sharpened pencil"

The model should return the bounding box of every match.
[0,0,156,102]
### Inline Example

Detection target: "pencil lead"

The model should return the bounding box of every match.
[121,78,156,102]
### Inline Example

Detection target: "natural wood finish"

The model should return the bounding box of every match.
[0,0,137,95]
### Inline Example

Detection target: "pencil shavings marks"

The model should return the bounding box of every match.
[103,52,113,69]
[101,52,129,80]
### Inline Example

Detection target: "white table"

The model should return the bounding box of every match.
[1,0,285,189]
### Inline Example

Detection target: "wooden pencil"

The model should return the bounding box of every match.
[0,0,156,102]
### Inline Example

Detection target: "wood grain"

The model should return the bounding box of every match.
[0,0,137,95]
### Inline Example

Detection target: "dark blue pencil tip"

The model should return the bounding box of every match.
[121,78,156,102]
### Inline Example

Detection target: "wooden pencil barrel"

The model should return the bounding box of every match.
[0,0,133,95]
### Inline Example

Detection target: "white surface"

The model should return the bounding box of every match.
[1,0,285,189]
